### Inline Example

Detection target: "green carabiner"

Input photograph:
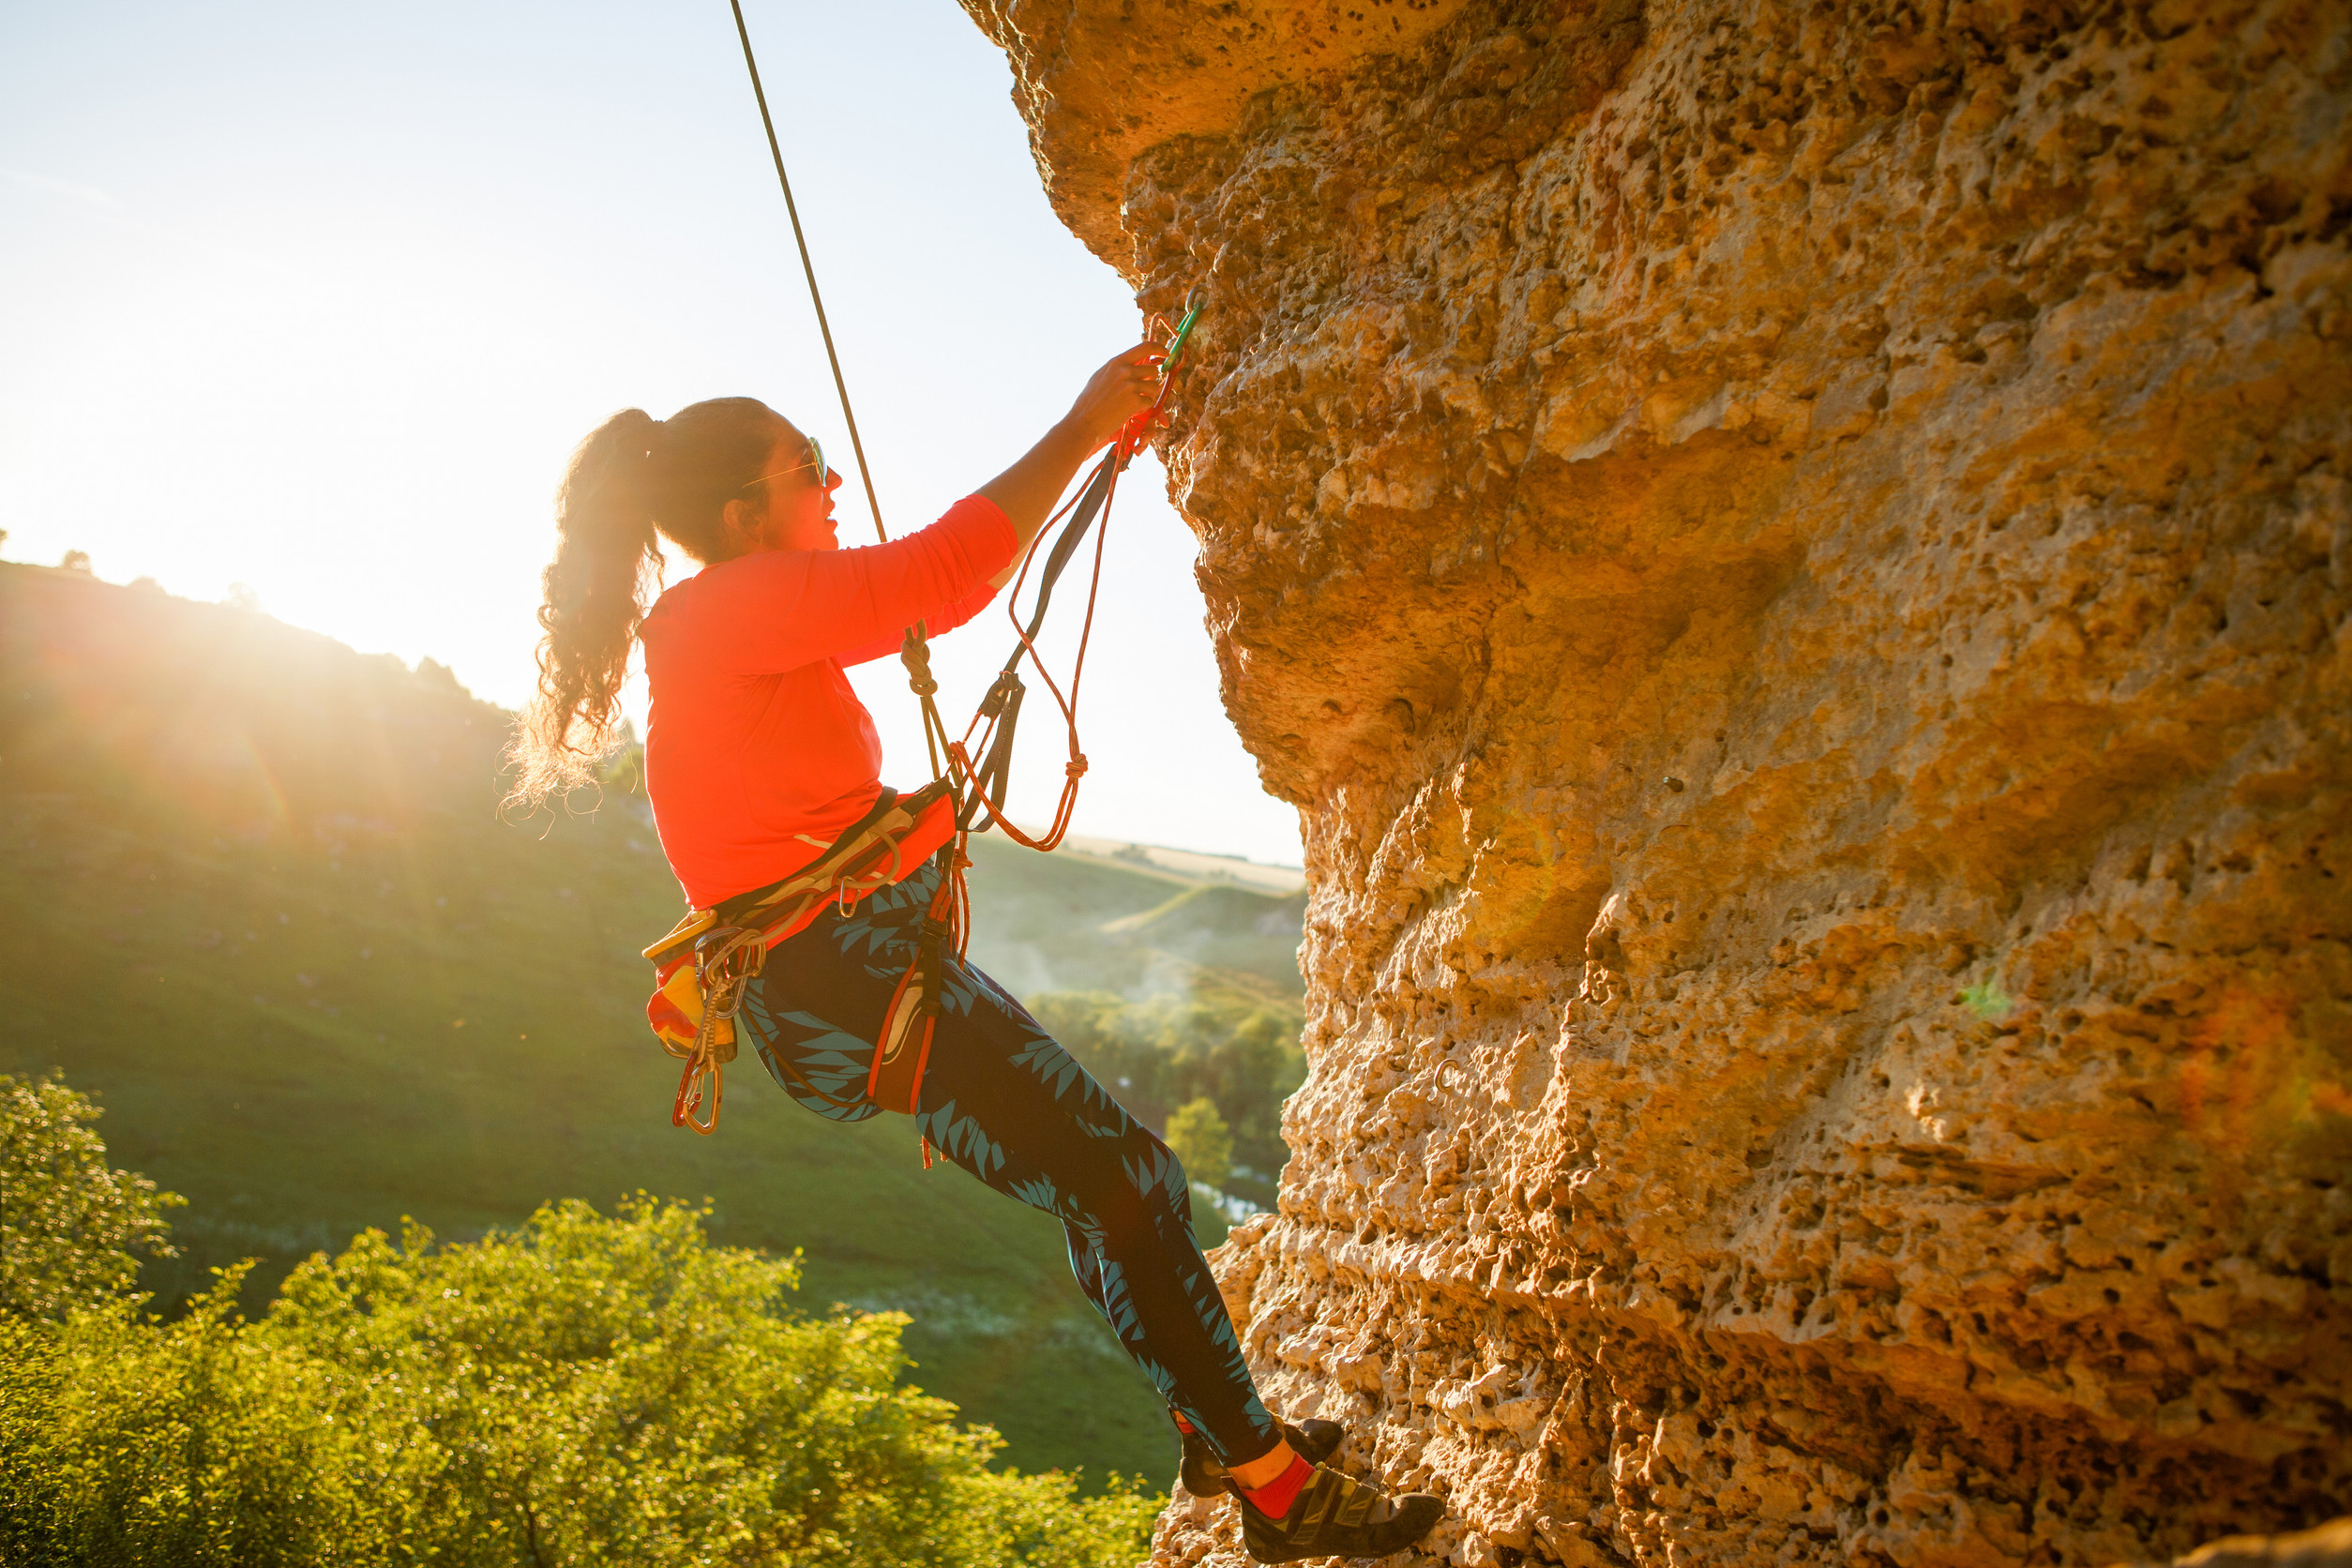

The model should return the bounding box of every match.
[1163,299,1203,373]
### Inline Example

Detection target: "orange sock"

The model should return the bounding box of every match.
[1238,1455,1313,1519]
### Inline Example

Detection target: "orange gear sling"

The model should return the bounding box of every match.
[644,0,1197,1138]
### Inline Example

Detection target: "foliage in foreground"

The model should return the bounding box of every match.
[0,1074,182,1320]
[0,1197,1158,1568]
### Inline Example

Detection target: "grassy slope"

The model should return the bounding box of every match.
[1104,883,1314,989]
[0,564,1302,1486]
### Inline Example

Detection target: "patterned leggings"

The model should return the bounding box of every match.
[733,856,1280,1466]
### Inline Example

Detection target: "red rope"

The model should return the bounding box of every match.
[952,324,1182,852]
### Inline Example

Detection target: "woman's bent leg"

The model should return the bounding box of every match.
[738,865,1280,1465]
[915,964,1281,1467]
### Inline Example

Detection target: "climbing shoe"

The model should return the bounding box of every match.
[1238,1462,1445,1564]
[1177,1417,1347,1499]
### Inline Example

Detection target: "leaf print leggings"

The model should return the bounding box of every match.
[733,854,1283,1467]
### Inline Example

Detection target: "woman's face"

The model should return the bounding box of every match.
[741,417,843,554]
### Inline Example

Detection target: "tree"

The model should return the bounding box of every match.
[0,1074,182,1319]
[0,1198,1160,1566]
[1166,1096,1233,1193]
[1031,990,1304,1186]
[58,550,91,574]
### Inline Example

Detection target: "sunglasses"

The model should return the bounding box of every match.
[738,434,830,493]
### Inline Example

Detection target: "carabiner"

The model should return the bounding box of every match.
[1163,298,1203,372]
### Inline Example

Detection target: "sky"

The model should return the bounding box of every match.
[0,0,1304,868]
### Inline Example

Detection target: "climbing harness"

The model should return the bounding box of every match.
[639,3,1201,1137]
[642,781,959,1133]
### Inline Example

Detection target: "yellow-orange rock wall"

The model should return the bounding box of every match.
[963,1,2352,1562]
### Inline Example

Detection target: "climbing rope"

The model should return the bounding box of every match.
[950,318,1196,848]
[727,0,889,548]
[724,1,1200,843]
[729,0,979,792]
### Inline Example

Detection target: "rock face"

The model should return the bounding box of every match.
[962,2,2351,1563]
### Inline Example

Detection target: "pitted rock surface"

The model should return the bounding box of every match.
[961,2,2351,1563]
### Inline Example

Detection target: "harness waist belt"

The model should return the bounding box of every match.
[642,778,957,1134]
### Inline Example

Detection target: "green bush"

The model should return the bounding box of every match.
[0,1198,1157,1566]
[0,1073,182,1319]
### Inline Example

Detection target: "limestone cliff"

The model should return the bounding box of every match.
[961,2,2352,1563]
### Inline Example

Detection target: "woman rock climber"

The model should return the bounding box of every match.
[509,341,1442,1563]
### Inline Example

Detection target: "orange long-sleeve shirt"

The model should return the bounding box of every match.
[640,494,1016,909]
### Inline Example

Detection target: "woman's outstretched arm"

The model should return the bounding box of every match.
[977,339,1166,589]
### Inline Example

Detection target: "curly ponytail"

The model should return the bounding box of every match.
[508,409,666,808]
[507,396,783,810]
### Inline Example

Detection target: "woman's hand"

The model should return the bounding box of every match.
[977,338,1171,585]
[1058,339,1168,452]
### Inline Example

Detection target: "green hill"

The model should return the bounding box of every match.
[1102,883,1311,990]
[0,562,1302,1486]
